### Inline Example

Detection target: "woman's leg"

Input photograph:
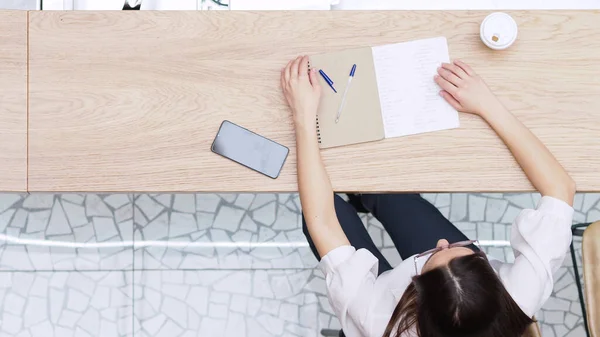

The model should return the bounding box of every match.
[358,194,477,259]
[302,194,392,275]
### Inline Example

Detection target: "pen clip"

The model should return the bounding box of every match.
[319,69,337,93]
[349,64,356,77]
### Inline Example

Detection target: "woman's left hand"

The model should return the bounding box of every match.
[281,55,322,129]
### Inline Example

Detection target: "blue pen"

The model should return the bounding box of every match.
[335,64,356,123]
[319,69,337,93]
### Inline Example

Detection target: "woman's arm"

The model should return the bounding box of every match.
[435,60,576,205]
[281,56,350,257]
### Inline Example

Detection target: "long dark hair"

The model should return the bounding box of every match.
[382,252,534,337]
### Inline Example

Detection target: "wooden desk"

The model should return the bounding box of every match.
[0,12,27,192]
[28,11,600,192]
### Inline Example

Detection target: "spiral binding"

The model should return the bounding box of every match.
[316,117,321,144]
[308,59,322,144]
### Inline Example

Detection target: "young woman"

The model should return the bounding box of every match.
[281,55,576,337]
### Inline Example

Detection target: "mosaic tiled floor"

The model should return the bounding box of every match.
[0,192,598,336]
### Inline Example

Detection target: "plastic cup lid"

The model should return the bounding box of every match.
[481,12,518,49]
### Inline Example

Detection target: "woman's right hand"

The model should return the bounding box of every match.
[437,61,576,205]
[435,60,503,117]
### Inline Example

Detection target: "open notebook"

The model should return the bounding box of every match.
[309,37,460,149]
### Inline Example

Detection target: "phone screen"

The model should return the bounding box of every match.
[211,121,289,179]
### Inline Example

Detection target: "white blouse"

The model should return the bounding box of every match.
[319,196,574,337]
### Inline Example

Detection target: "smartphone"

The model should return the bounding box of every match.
[211,120,289,179]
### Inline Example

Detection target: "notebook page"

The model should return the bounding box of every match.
[372,37,460,138]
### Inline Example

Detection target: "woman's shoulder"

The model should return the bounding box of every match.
[496,195,574,316]
[516,196,573,223]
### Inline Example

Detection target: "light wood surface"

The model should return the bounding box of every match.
[28,11,600,192]
[0,11,27,192]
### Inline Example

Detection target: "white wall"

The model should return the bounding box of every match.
[39,0,600,10]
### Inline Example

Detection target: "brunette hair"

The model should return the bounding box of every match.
[382,252,534,337]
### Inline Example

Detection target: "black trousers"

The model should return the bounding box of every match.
[302,193,473,275]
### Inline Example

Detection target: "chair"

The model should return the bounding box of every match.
[571,221,600,337]
[523,321,543,337]
[320,329,340,336]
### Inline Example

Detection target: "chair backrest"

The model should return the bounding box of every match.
[583,221,600,337]
[522,321,542,337]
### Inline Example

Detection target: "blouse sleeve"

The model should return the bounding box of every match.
[319,246,380,337]
[497,196,574,317]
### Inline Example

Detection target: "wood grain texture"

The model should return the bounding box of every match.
[28,11,600,192]
[0,11,27,192]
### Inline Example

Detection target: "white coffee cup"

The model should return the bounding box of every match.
[480,12,518,50]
